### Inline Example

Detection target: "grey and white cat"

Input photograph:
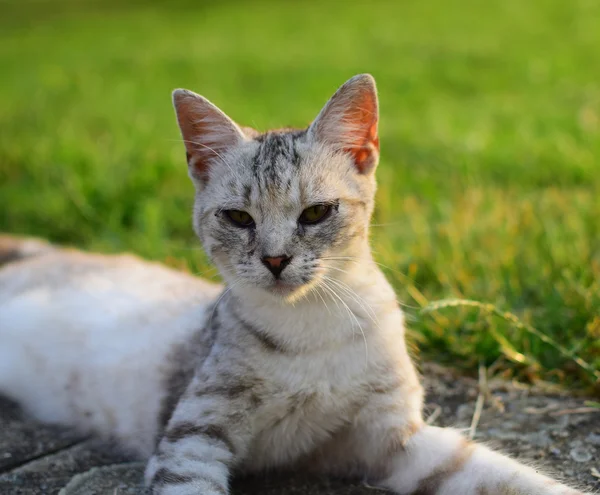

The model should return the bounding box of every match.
[0,75,586,495]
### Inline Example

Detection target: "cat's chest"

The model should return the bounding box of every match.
[244,350,370,469]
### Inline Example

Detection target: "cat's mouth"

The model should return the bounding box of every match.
[266,277,322,303]
[269,280,300,295]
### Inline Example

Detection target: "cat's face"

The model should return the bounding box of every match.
[173,75,380,301]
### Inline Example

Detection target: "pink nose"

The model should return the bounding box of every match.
[261,255,292,279]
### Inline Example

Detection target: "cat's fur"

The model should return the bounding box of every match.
[0,75,586,495]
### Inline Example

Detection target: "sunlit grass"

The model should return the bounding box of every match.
[1,0,598,390]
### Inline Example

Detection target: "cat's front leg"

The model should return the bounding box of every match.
[145,369,256,495]
[352,409,586,495]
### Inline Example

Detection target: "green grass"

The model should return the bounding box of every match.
[1,0,599,390]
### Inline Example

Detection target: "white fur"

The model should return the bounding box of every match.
[0,252,220,456]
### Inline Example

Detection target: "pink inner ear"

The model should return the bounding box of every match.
[173,90,243,183]
[343,96,380,174]
[185,121,223,181]
[178,110,226,182]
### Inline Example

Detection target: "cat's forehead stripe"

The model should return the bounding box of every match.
[254,130,304,167]
[248,130,306,202]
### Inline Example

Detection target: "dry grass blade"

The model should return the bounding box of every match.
[426,405,442,425]
[421,299,600,383]
[549,407,600,416]
[469,363,487,440]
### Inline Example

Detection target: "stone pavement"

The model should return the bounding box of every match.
[1,364,598,494]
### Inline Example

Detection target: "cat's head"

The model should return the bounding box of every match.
[173,74,380,302]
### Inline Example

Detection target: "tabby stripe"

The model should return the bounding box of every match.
[152,468,227,494]
[165,422,236,454]
[151,467,195,485]
[230,305,288,353]
[196,381,253,399]
[413,439,476,495]
[202,477,228,495]
[243,322,285,353]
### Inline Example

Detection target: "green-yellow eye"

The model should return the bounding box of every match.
[299,204,332,225]
[224,210,255,227]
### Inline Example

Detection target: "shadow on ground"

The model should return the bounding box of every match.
[1,364,598,494]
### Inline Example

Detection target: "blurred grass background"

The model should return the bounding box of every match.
[1,0,598,391]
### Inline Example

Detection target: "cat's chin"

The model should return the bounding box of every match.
[269,280,301,296]
[264,280,312,302]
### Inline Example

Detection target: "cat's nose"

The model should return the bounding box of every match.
[261,255,292,279]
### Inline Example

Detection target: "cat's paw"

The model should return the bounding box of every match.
[148,478,229,495]
[144,454,229,495]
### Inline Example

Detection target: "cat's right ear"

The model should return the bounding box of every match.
[308,74,379,175]
[172,89,245,183]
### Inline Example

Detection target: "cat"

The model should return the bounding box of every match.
[0,74,586,495]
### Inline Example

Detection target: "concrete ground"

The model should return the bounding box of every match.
[1,364,598,494]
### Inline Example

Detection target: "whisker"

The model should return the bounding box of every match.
[319,281,353,344]
[320,279,368,365]
[322,274,379,326]
[321,264,352,276]
[320,281,342,312]
[312,284,333,316]
[168,138,236,175]
[370,222,404,228]
[321,256,420,310]
[207,279,241,329]
[188,140,236,175]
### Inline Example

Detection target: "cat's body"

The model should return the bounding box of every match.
[0,75,586,494]
[0,245,220,456]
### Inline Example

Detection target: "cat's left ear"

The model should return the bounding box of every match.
[308,74,379,174]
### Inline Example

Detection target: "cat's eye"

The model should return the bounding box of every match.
[224,210,255,228]
[299,204,332,225]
